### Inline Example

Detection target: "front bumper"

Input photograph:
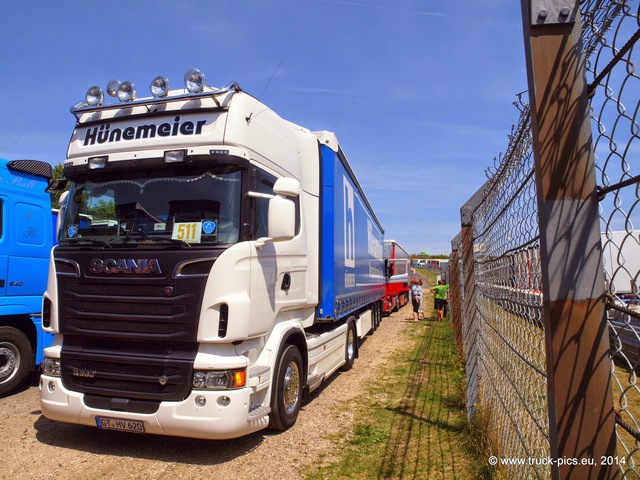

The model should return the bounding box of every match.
[39,375,269,440]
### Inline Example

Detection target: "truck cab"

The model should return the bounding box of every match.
[0,159,54,396]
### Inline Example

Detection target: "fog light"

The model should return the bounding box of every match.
[195,395,206,407]
[164,150,186,164]
[150,76,170,98]
[106,79,121,97]
[184,68,205,93]
[86,86,104,106]
[88,156,108,170]
[48,381,56,392]
[217,395,231,407]
[117,81,136,102]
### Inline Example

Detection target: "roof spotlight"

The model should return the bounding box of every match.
[150,76,170,98]
[86,86,104,106]
[184,68,205,93]
[106,79,121,98]
[117,81,136,102]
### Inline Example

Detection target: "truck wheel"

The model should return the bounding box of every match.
[0,326,33,397]
[269,345,303,431]
[341,321,357,371]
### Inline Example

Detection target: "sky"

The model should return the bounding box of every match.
[0,0,527,256]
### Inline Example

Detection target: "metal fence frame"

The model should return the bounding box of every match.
[450,1,640,478]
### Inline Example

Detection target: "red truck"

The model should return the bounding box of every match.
[383,240,412,314]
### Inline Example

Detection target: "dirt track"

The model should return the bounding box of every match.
[0,304,416,480]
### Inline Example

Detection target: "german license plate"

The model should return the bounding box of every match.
[96,416,145,433]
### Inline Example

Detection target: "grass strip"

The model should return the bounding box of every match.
[306,317,488,479]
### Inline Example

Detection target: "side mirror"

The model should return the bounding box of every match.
[56,191,69,238]
[267,195,296,241]
[255,178,299,248]
[58,190,69,209]
[46,178,68,193]
[273,177,300,197]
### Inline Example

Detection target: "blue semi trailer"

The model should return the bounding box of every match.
[41,68,385,439]
[0,158,55,396]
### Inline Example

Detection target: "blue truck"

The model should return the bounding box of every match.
[40,69,385,439]
[0,158,55,396]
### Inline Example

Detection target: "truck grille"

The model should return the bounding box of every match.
[61,337,196,400]
[54,250,215,402]
[60,280,201,341]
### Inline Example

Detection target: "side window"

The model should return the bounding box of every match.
[253,169,301,239]
[254,169,276,239]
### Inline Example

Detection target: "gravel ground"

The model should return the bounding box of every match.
[0,305,416,480]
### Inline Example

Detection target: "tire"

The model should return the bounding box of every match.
[269,345,303,431]
[0,326,33,397]
[341,321,357,371]
[372,304,379,332]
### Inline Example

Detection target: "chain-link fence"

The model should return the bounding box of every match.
[588,0,640,476]
[450,1,640,478]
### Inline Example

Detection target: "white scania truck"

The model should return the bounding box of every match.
[39,69,385,439]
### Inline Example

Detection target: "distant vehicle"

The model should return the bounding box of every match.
[383,240,411,314]
[0,159,55,396]
[601,230,640,297]
[602,231,640,364]
[424,258,449,275]
[40,69,386,439]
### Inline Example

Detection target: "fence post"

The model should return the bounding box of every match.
[520,1,616,478]
[449,234,464,357]
[460,186,486,421]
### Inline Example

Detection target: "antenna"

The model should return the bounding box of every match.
[246,58,284,123]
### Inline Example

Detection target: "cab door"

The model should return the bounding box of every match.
[0,195,8,299]
[7,198,49,301]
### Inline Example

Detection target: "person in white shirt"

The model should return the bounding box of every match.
[411,278,422,322]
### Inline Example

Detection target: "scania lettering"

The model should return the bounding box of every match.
[88,258,162,274]
[0,159,55,396]
[40,69,385,439]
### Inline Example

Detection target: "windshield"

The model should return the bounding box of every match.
[60,167,242,247]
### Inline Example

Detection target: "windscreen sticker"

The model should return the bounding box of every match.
[67,225,78,238]
[202,220,217,235]
[172,222,202,244]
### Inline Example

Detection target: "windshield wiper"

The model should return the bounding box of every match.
[142,236,192,247]
[64,238,113,248]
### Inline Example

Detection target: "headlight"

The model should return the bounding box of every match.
[192,369,246,390]
[43,357,61,376]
